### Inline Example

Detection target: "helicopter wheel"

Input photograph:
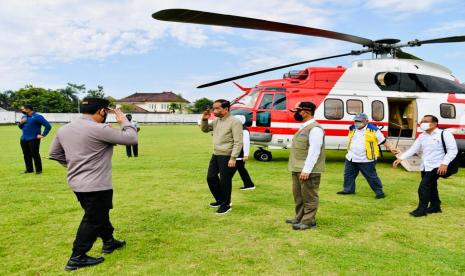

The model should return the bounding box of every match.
[254,149,272,162]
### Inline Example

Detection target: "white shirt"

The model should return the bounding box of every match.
[131,120,140,129]
[400,128,458,172]
[301,119,324,174]
[236,130,250,160]
[345,125,386,163]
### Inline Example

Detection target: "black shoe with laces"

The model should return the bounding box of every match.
[102,238,126,254]
[216,205,231,215]
[65,254,104,271]
[292,222,317,230]
[375,194,386,199]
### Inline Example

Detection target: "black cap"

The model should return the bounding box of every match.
[80,98,110,114]
[290,101,316,113]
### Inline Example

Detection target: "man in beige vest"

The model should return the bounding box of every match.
[286,102,325,230]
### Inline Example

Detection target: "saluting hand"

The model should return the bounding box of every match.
[202,109,211,120]
[113,108,127,124]
[437,164,448,176]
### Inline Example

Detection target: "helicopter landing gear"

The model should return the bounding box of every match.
[254,147,272,162]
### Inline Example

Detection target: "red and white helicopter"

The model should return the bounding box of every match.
[153,9,465,164]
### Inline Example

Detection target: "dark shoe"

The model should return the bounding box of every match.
[102,238,126,254]
[337,191,355,195]
[35,171,42,175]
[285,218,299,224]
[292,222,317,230]
[65,254,104,271]
[216,205,231,215]
[24,170,33,174]
[409,209,427,217]
[240,186,256,190]
[209,201,221,208]
[426,207,442,214]
[375,194,386,199]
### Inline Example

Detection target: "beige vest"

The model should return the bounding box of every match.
[288,122,325,173]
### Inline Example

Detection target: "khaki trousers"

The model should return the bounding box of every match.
[292,172,321,225]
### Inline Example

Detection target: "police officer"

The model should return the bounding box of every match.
[49,98,138,270]
[286,102,325,230]
[337,113,399,199]
[393,115,458,217]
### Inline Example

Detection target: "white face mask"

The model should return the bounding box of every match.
[355,122,365,129]
[420,122,431,131]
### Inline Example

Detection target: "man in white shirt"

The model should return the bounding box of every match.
[286,102,325,230]
[234,115,255,190]
[125,114,140,157]
[394,115,458,217]
[337,113,399,199]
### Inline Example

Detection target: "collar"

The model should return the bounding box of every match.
[81,114,97,122]
[301,118,315,128]
[219,113,231,121]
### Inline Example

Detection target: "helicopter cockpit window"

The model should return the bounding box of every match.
[273,93,286,110]
[259,94,274,109]
[237,91,259,108]
[324,99,344,120]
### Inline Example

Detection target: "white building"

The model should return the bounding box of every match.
[115,92,190,113]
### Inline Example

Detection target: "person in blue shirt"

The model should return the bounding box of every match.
[18,104,51,174]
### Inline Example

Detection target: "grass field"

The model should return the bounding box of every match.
[1,124,464,275]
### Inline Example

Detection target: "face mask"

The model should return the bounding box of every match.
[100,110,108,123]
[294,112,304,121]
[420,122,431,131]
[21,111,27,115]
[355,122,365,129]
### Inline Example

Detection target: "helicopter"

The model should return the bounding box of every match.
[152,9,465,169]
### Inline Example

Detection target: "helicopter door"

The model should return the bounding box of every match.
[386,98,417,139]
[255,92,287,128]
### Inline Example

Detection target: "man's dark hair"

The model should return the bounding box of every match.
[80,98,110,114]
[23,104,33,111]
[214,99,231,111]
[299,101,316,116]
[424,115,439,124]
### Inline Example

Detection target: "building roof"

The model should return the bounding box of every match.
[116,92,190,103]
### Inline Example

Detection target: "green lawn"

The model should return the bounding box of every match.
[1,124,464,275]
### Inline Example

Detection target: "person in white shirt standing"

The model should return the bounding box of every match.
[393,115,458,217]
[125,114,140,157]
[337,113,399,199]
[234,115,255,190]
[286,102,325,230]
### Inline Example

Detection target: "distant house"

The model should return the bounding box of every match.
[115,92,190,113]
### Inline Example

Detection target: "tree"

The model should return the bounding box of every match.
[86,85,105,98]
[120,104,136,113]
[189,97,213,113]
[168,103,181,113]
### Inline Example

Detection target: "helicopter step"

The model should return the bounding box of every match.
[394,139,422,172]
[254,147,272,162]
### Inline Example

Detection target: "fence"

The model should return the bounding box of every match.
[0,111,200,124]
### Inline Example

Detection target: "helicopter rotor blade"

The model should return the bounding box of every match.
[396,50,423,60]
[405,35,465,47]
[153,9,374,47]
[197,50,370,88]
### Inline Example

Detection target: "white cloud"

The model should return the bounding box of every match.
[365,0,442,13]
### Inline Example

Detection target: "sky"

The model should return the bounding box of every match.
[1,0,465,102]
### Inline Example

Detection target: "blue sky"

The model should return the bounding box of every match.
[1,0,465,102]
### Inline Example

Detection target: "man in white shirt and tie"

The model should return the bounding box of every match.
[394,115,458,217]
[286,102,325,230]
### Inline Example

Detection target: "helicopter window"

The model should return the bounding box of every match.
[256,111,271,127]
[259,94,274,109]
[372,101,384,121]
[273,93,286,110]
[440,103,456,119]
[324,99,344,120]
[347,99,363,115]
[239,91,259,108]
[231,108,253,126]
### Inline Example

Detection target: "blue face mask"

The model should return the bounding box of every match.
[355,121,365,129]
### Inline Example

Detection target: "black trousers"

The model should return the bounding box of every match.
[20,139,42,172]
[417,169,441,211]
[236,160,254,188]
[72,190,114,257]
[126,144,139,157]
[207,155,237,207]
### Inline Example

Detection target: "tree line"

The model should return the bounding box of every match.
[0,84,106,113]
